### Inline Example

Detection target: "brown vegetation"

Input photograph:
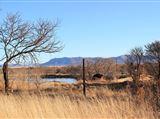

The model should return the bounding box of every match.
[0,93,157,119]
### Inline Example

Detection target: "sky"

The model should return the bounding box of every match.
[0,0,160,63]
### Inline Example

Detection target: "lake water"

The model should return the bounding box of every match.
[43,78,77,84]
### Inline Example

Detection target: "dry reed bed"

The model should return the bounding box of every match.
[0,93,157,119]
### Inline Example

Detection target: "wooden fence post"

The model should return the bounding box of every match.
[83,58,86,97]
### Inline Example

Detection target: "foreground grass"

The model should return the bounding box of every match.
[0,93,157,119]
[0,72,158,118]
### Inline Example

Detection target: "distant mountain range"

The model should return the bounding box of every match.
[41,56,126,66]
[0,56,126,67]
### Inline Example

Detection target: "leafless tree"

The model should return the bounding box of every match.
[85,58,116,80]
[145,41,160,105]
[125,47,144,94]
[126,47,144,82]
[145,41,160,81]
[93,58,103,74]
[0,13,63,94]
[101,58,116,79]
[85,59,95,79]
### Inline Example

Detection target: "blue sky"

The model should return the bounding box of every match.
[0,0,160,63]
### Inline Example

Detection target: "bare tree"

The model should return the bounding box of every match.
[0,13,63,94]
[85,58,116,80]
[145,41,160,105]
[85,59,95,79]
[93,58,103,74]
[125,47,144,94]
[145,41,160,81]
[101,58,116,79]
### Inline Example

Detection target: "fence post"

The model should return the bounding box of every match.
[82,58,86,97]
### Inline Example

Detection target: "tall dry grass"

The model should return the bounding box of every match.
[0,67,158,118]
[0,93,157,119]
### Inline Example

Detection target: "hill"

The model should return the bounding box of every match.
[41,56,126,66]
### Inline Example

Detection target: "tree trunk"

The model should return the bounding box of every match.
[2,62,9,94]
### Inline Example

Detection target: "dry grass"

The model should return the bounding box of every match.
[0,93,157,119]
[0,67,158,119]
[0,79,158,119]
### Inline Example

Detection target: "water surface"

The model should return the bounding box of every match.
[43,78,77,84]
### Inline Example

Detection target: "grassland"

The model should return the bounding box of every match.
[0,91,157,119]
[0,79,158,119]
[0,67,159,119]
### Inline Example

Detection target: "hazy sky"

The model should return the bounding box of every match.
[0,0,160,63]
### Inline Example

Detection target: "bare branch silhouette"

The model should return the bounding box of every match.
[0,13,63,94]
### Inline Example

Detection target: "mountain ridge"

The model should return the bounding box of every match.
[41,56,126,66]
[0,56,126,67]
